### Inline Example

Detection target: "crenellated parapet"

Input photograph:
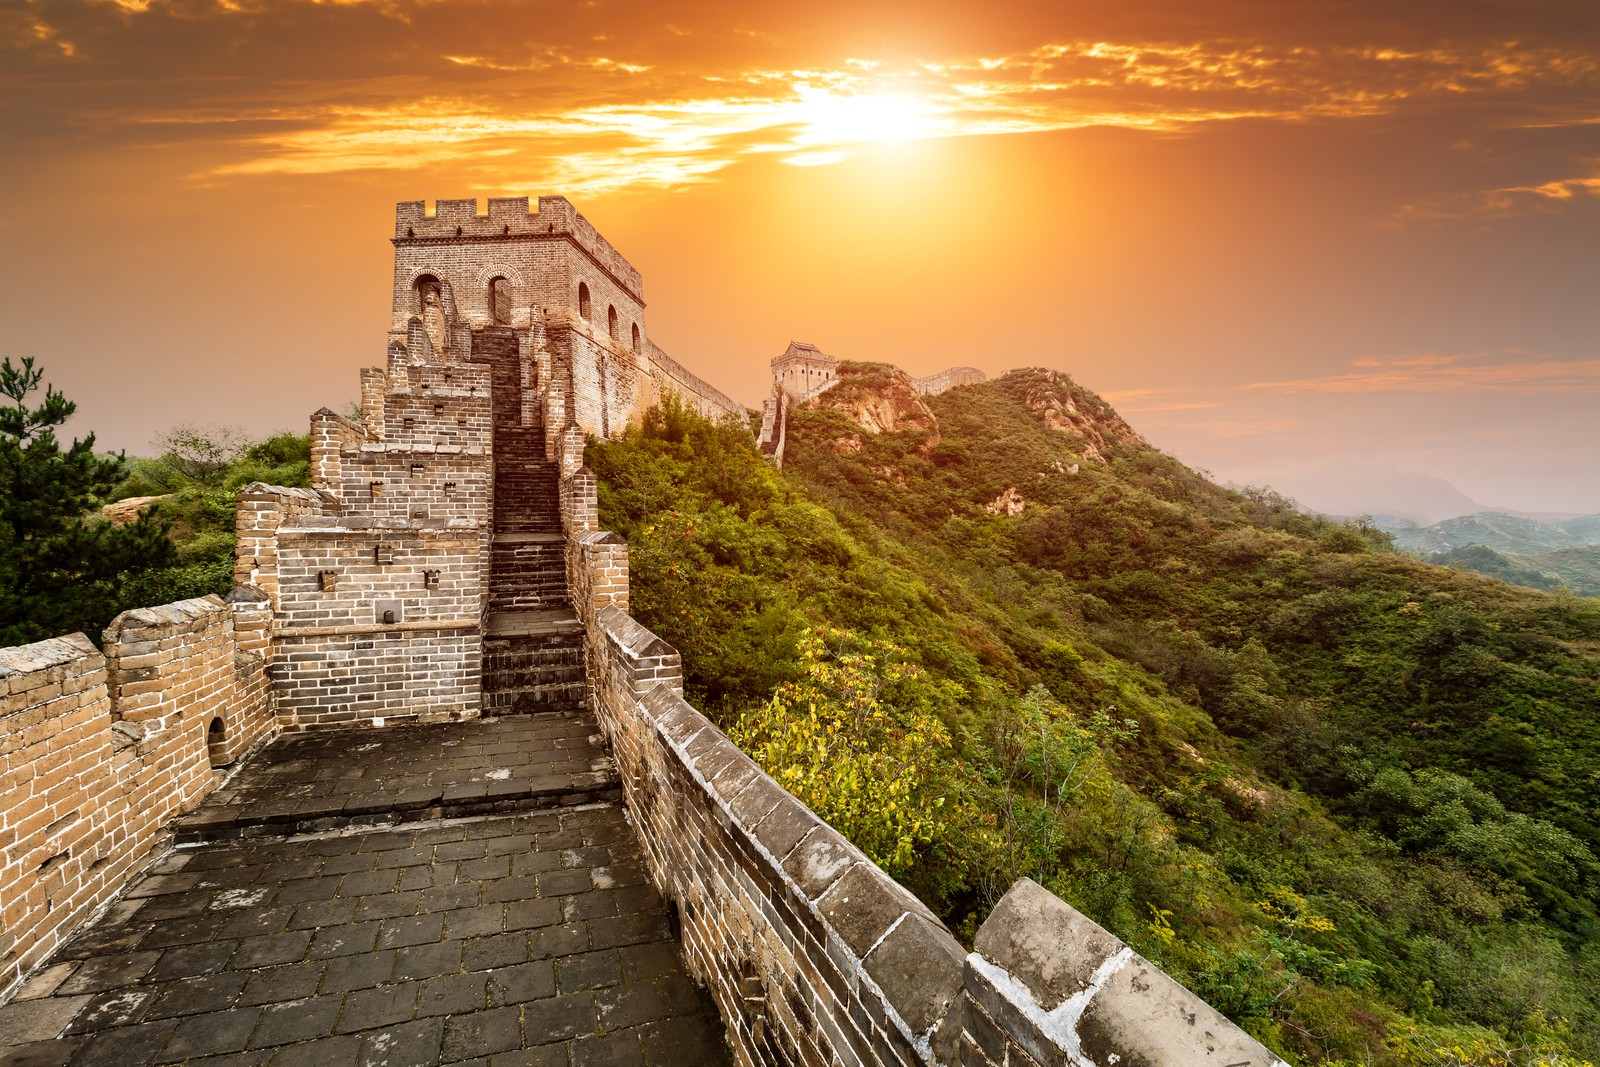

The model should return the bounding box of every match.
[394,196,642,299]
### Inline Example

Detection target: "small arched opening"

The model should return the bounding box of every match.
[577,282,592,321]
[206,716,229,768]
[607,305,619,342]
[489,276,512,326]
[414,274,443,314]
[631,323,641,352]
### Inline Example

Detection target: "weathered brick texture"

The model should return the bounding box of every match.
[272,627,480,728]
[649,340,745,423]
[235,484,331,607]
[0,596,275,997]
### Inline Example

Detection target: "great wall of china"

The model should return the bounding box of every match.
[0,195,1285,1066]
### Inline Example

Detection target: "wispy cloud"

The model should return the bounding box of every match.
[1398,164,1600,221]
[1110,352,1600,409]
[1247,352,1600,395]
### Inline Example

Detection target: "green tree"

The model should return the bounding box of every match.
[0,357,175,646]
[731,628,967,876]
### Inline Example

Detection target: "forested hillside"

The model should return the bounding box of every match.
[587,365,1600,1067]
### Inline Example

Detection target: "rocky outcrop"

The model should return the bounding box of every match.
[804,362,941,448]
[987,487,1026,516]
[1008,368,1145,462]
[99,495,170,524]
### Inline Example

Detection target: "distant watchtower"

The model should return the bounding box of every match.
[771,341,837,399]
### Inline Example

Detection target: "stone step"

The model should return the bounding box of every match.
[488,570,566,586]
[496,525,563,537]
[483,672,585,695]
[489,596,572,614]
[495,511,560,521]
[488,561,565,578]
[495,507,560,518]
[482,644,584,668]
[172,712,617,843]
[487,580,570,598]
[490,548,564,566]
[485,608,584,639]
[481,683,588,716]
[482,620,588,716]
[488,588,569,605]
[495,502,559,511]
[488,578,568,595]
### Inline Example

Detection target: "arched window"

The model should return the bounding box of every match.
[578,282,592,321]
[206,717,228,768]
[414,274,442,314]
[414,274,448,358]
[489,277,511,325]
[631,323,641,352]
[607,305,619,342]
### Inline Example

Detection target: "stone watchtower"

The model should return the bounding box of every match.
[387,196,651,443]
[240,196,744,728]
[771,340,837,400]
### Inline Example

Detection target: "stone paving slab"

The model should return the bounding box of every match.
[1,807,730,1067]
[177,717,619,843]
[484,613,584,640]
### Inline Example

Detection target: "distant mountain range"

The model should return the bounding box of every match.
[1373,512,1600,554]
[1370,512,1600,595]
[1226,462,1592,527]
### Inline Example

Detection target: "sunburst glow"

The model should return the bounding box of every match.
[788,89,945,146]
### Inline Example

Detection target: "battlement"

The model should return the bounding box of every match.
[772,339,835,370]
[394,196,642,298]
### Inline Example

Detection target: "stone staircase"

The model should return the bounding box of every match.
[474,328,588,715]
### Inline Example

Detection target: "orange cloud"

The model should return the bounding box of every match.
[1397,164,1600,221]
[141,37,1595,193]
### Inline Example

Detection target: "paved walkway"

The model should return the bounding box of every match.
[176,717,619,842]
[0,716,729,1067]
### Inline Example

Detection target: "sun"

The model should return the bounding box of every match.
[789,88,943,147]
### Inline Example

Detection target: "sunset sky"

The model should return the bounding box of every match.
[3,0,1598,517]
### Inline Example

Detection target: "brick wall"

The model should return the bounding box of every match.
[911,367,986,397]
[0,596,277,998]
[588,611,964,1065]
[546,311,651,440]
[235,485,331,608]
[271,628,480,729]
[273,529,483,629]
[387,194,752,449]
[390,198,646,363]
[648,341,747,423]
[332,452,490,526]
